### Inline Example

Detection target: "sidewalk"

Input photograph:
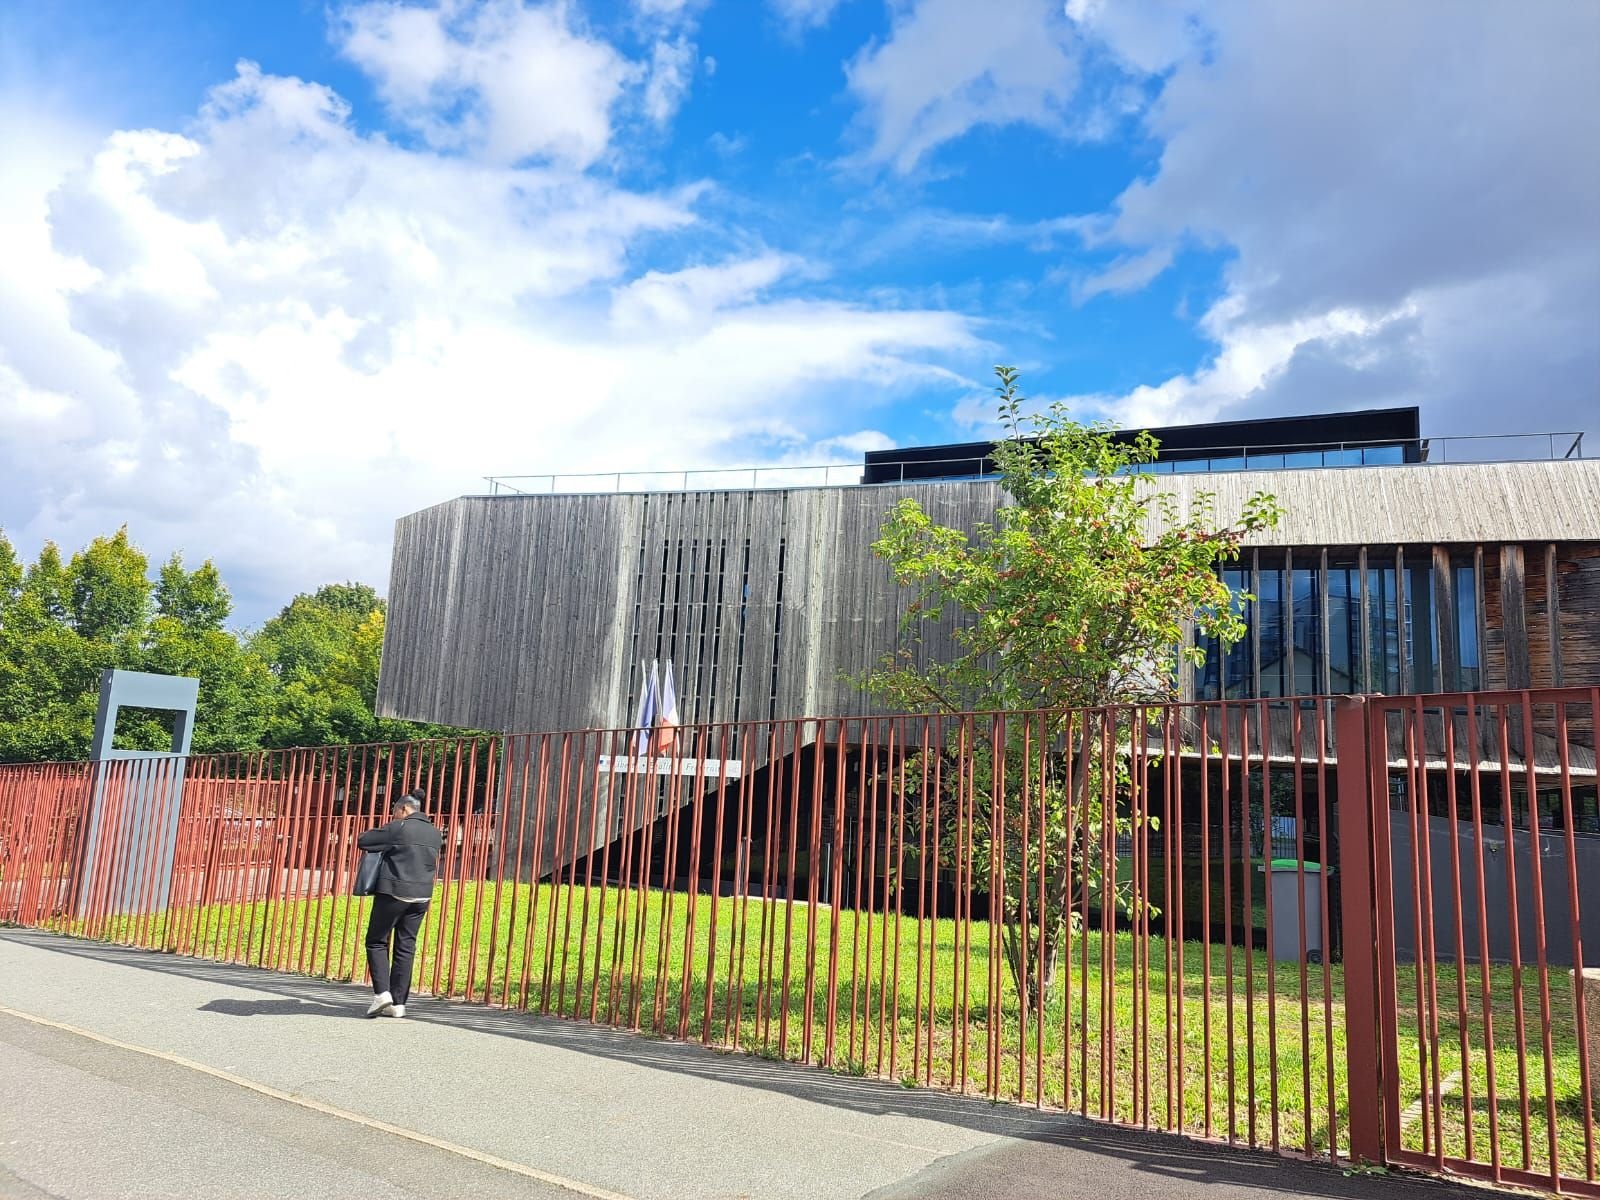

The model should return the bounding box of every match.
[0,930,1484,1200]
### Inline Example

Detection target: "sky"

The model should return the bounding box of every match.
[1,0,1596,625]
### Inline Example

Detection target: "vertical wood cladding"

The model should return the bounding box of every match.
[380,480,1600,733]
[379,484,1001,735]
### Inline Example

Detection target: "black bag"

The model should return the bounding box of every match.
[353,850,382,896]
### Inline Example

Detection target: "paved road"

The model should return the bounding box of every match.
[0,930,1484,1199]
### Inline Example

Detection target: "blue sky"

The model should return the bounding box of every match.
[1,0,1596,622]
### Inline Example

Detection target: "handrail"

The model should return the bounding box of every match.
[482,431,1587,496]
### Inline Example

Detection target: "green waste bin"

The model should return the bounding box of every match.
[1266,860,1327,964]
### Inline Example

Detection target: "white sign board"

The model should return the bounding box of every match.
[597,755,743,779]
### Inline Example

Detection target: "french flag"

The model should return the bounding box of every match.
[633,661,659,758]
[654,660,680,754]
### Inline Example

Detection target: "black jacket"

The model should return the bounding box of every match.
[357,812,443,900]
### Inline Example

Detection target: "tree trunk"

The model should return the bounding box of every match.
[1044,711,1101,958]
[1004,917,1065,1010]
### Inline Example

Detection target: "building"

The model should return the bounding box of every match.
[377,407,1598,961]
[378,406,1598,733]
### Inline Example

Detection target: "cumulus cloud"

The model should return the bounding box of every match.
[1063,1,1600,436]
[0,61,982,621]
[846,0,1080,173]
[335,0,637,167]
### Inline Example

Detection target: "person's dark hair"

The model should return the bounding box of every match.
[394,787,426,815]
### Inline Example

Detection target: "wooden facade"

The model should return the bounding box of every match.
[377,458,1600,873]
[379,459,1600,734]
[379,483,992,734]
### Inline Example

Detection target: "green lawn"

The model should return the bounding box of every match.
[80,876,1590,1181]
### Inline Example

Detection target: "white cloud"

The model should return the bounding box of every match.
[1062,1,1600,437]
[1070,245,1174,305]
[770,0,847,33]
[0,62,981,621]
[812,429,895,456]
[335,0,637,167]
[845,0,1080,173]
[642,36,697,125]
[632,0,702,19]
[610,254,804,330]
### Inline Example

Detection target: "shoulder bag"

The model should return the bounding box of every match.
[353,849,383,896]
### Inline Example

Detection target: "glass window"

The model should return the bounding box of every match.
[1290,567,1322,694]
[1173,458,1210,474]
[1404,560,1438,690]
[1361,445,1405,465]
[1285,451,1324,469]
[1247,452,1286,471]
[1257,566,1287,697]
[1367,564,1401,695]
[1325,565,1360,692]
[1207,455,1246,472]
[1455,563,1480,690]
[1197,567,1252,700]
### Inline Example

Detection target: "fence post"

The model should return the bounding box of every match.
[1336,695,1384,1165]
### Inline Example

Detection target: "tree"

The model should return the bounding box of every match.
[0,533,21,607]
[66,528,152,644]
[0,540,106,761]
[860,366,1282,1005]
[0,531,459,762]
[155,553,231,632]
[253,584,458,748]
[144,553,274,753]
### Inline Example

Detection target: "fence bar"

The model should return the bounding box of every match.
[1336,696,1384,1165]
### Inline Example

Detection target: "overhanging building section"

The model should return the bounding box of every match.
[378,482,994,734]
[378,458,1600,735]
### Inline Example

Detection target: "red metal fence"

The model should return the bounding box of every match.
[1,692,1594,1194]
[1364,689,1599,1195]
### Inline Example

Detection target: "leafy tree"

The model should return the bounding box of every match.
[0,578,106,761]
[66,528,152,644]
[254,584,457,748]
[254,583,382,682]
[23,542,68,622]
[0,534,470,762]
[860,366,1282,1004]
[142,553,274,753]
[0,533,21,607]
[154,553,231,632]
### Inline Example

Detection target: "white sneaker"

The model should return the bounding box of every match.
[366,991,394,1018]
[388,1004,406,1019]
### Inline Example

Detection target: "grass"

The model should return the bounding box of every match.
[74,874,1591,1183]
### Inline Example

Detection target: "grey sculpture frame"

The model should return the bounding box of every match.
[77,669,200,915]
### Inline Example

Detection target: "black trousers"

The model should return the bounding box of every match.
[365,894,430,1003]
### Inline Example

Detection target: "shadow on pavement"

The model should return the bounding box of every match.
[4,929,1493,1199]
[198,996,362,1018]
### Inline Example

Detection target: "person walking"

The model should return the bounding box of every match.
[358,787,443,1018]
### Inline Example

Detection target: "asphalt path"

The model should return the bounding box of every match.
[0,929,1487,1199]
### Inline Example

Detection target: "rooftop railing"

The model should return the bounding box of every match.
[482,430,1585,496]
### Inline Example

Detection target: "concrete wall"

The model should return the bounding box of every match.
[1388,810,1600,968]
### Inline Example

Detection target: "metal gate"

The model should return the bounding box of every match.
[1354,689,1598,1195]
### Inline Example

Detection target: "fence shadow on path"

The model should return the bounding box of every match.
[2,928,1482,1200]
